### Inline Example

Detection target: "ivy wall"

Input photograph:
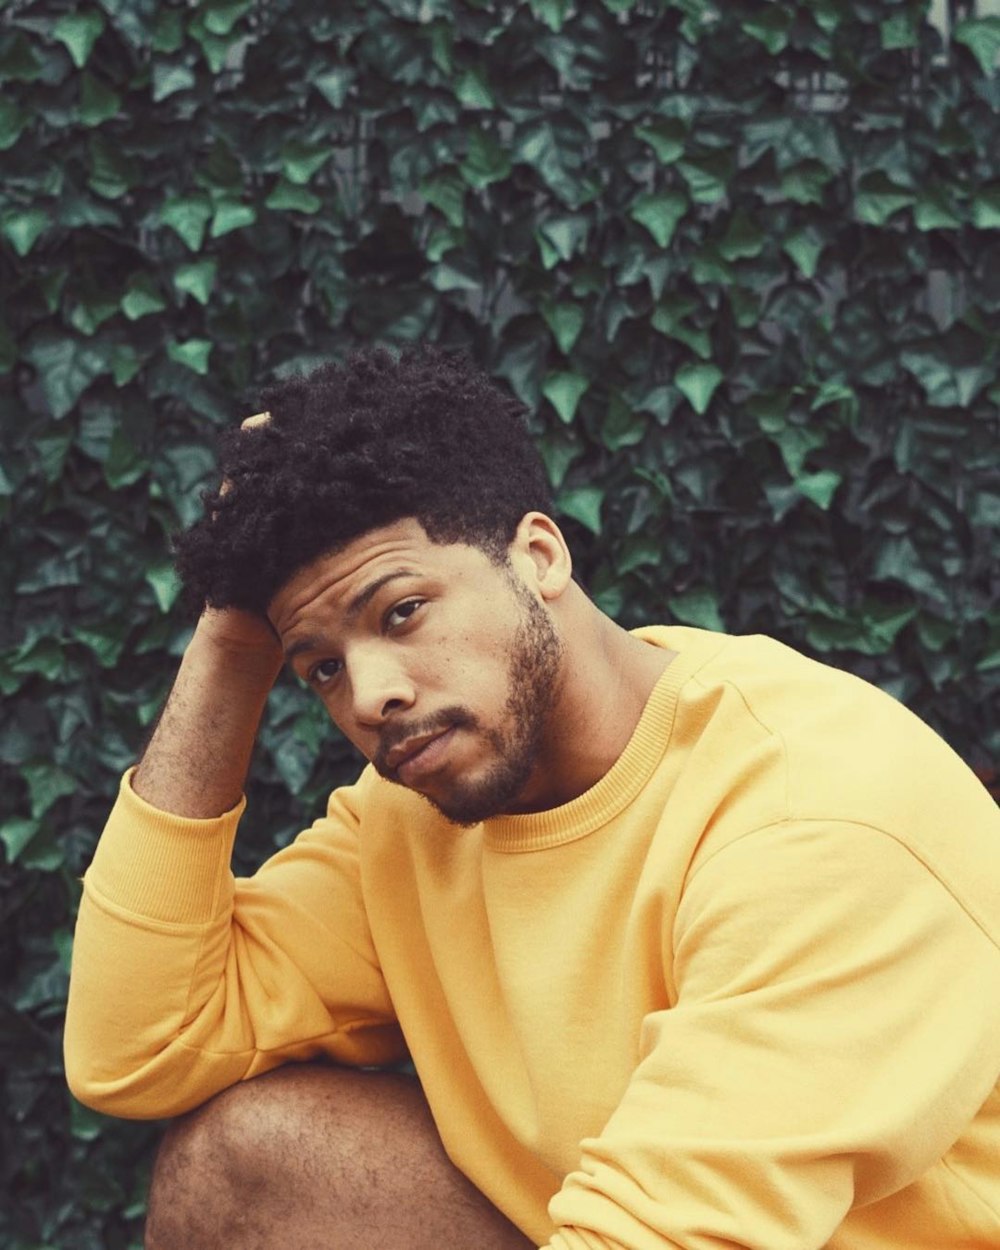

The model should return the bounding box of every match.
[1,0,998,1245]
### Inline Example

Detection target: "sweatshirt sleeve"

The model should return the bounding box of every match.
[64,770,407,1120]
[542,820,1000,1250]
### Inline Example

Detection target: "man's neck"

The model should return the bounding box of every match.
[512,597,676,813]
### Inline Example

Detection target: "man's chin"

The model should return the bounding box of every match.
[385,767,531,829]
[402,778,497,829]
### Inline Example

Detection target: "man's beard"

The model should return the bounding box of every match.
[373,579,564,827]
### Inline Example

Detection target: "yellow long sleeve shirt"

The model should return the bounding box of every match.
[66,626,1000,1249]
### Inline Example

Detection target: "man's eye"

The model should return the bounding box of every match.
[385,599,425,629]
[309,658,342,686]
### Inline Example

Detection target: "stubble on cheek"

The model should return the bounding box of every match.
[408,589,565,827]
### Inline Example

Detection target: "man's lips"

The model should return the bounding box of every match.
[385,730,446,772]
[389,726,458,784]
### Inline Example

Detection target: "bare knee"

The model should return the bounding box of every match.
[144,1063,530,1250]
[145,1064,409,1248]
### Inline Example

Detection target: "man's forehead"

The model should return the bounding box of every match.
[266,518,484,635]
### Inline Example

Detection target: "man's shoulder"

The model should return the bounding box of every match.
[647,625,1000,901]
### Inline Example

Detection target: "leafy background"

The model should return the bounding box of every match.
[2,0,998,1244]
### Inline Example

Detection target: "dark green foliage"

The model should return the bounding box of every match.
[1,0,997,1242]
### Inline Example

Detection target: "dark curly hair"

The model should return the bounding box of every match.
[173,347,554,614]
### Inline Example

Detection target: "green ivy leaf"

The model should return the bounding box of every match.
[542,371,589,424]
[669,587,725,632]
[53,11,106,68]
[718,210,764,261]
[601,394,646,450]
[24,763,77,819]
[110,344,143,386]
[282,146,329,185]
[79,71,121,125]
[782,226,824,277]
[26,336,108,418]
[541,301,585,354]
[971,186,1000,229]
[104,425,147,486]
[535,214,589,267]
[780,161,832,205]
[0,32,44,83]
[204,0,253,35]
[880,13,919,50]
[460,130,511,190]
[421,171,466,228]
[0,99,25,149]
[635,119,685,165]
[160,196,213,250]
[167,338,213,374]
[631,383,679,426]
[266,181,322,213]
[88,134,137,199]
[121,275,167,321]
[630,190,687,247]
[425,223,463,263]
[537,435,581,490]
[675,361,722,414]
[531,0,570,32]
[810,380,858,424]
[454,67,494,109]
[73,624,128,667]
[152,8,184,53]
[651,297,711,357]
[954,17,1000,77]
[795,469,841,510]
[152,62,196,102]
[429,261,480,291]
[854,173,915,226]
[0,817,39,863]
[558,485,603,534]
[914,189,963,231]
[900,349,991,407]
[677,154,730,204]
[741,7,792,54]
[174,258,218,304]
[195,29,237,72]
[145,563,181,612]
[873,536,941,600]
[210,200,257,237]
[1,208,49,257]
[769,423,824,476]
[514,121,597,207]
[314,68,354,108]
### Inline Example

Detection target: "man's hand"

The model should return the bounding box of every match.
[199,409,284,667]
[131,412,286,818]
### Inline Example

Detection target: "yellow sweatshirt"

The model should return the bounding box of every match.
[66,626,1000,1249]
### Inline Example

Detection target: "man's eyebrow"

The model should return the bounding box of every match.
[345,569,418,621]
[283,570,418,664]
[284,635,324,664]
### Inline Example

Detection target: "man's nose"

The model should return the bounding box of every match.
[348,647,416,726]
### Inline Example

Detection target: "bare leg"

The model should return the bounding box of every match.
[144,1063,533,1250]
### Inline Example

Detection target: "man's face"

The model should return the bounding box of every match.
[268,518,565,825]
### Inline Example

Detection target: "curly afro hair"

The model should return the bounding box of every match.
[173,346,554,615]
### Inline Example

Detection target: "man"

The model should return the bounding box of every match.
[65,348,1000,1249]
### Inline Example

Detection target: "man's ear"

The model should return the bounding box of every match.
[509,512,573,602]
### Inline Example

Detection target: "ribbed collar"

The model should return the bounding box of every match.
[483,626,723,853]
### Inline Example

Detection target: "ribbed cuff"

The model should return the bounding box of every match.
[84,769,245,925]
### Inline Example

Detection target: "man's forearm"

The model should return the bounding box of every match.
[133,614,283,817]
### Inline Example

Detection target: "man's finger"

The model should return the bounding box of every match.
[241,411,271,431]
[218,412,272,499]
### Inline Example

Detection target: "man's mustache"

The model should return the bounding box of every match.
[372,707,479,778]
